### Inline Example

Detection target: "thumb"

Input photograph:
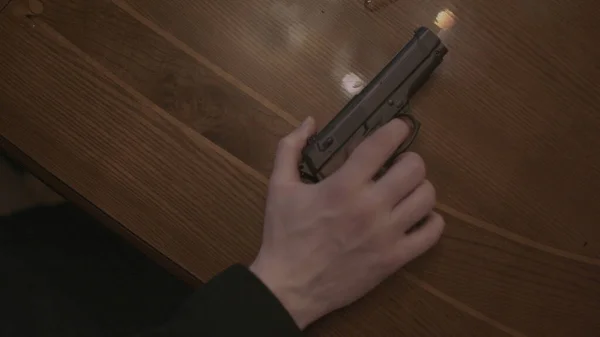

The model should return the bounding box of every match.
[271,117,316,183]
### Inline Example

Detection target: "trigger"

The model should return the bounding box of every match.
[395,114,421,153]
[395,102,411,117]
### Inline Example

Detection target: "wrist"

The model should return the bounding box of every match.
[249,259,322,329]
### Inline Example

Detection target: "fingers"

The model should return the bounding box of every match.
[271,117,316,184]
[391,212,445,265]
[389,180,436,232]
[371,152,426,207]
[334,119,411,185]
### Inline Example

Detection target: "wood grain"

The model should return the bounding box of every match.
[0,10,265,277]
[0,0,10,13]
[120,0,600,258]
[1,0,600,335]
[407,216,600,336]
[0,137,200,286]
[0,9,519,337]
[39,0,293,178]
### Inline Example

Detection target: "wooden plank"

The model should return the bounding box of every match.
[0,0,10,13]
[307,271,514,337]
[0,11,516,337]
[119,0,600,258]
[115,0,409,124]
[37,0,293,178]
[1,137,200,286]
[0,10,265,280]
[406,216,600,337]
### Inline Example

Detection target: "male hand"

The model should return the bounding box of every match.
[250,117,445,329]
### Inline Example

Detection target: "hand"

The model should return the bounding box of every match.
[250,117,445,329]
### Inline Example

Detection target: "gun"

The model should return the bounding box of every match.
[299,27,447,183]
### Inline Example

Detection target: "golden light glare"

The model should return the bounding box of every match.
[434,9,456,30]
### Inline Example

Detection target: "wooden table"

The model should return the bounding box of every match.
[1,0,599,335]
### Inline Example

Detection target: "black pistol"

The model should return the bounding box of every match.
[300,27,447,183]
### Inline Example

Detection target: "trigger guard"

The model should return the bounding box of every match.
[379,112,421,175]
[393,110,421,154]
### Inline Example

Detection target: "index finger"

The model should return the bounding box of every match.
[332,119,411,185]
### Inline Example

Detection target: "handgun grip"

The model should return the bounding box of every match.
[300,109,421,184]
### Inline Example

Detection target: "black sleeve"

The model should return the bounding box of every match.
[141,264,303,337]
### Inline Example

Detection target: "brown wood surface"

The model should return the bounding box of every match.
[1,0,599,336]
[0,0,10,12]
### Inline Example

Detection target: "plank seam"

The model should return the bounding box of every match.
[0,136,200,286]
[0,0,14,14]
[111,0,301,128]
[402,272,529,337]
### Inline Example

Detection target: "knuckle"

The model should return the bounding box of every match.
[422,180,437,202]
[279,135,295,148]
[322,180,347,198]
[269,179,293,192]
[385,243,411,269]
[380,253,402,272]
[320,183,352,208]
[351,141,372,162]
[425,213,446,244]
[432,212,446,231]
[278,136,296,151]
[402,152,426,177]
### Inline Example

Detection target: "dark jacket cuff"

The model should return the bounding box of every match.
[155,264,302,337]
